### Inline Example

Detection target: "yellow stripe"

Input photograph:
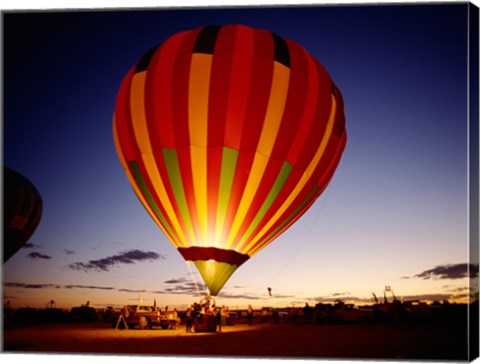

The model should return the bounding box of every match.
[225,62,290,249]
[113,118,172,243]
[190,146,208,245]
[130,72,152,155]
[257,63,291,156]
[142,153,188,248]
[240,94,338,254]
[188,53,212,245]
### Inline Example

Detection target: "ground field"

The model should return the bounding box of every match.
[2,321,470,361]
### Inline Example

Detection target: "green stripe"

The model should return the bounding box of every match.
[162,148,195,241]
[250,184,319,256]
[128,161,179,245]
[193,260,238,296]
[238,161,293,248]
[217,147,238,220]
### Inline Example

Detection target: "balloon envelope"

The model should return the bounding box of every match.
[3,168,43,263]
[114,24,347,295]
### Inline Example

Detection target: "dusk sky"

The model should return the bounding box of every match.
[2,1,478,311]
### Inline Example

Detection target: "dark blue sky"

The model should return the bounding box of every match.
[3,3,475,309]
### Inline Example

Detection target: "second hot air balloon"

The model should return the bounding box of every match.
[3,167,43,263]
[113,24,347,295]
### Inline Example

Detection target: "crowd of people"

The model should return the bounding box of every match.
[182,296,318,333]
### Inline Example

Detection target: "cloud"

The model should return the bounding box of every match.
[63,249,75,255]
[118,288,147,293]
[413,263,479,280]
[164,281,198,295]
[312,295,363,303]
[164,278,188,284]
[64,284,114,290]
[331,292,350,297]
[26,252,52,260]
[65,249,164,272]
[23,242,43,249]
[4,282,61,289]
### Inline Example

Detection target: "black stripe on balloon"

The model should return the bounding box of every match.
[135,44,161,73]
[272,32,290,68]
[193,25,221,54]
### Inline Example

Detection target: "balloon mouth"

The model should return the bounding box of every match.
[178,247,250,295]
[178,246,250,266]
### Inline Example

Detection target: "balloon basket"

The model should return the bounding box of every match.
[194,315,217,333]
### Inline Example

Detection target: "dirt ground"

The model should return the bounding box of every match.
[2,321,470,361]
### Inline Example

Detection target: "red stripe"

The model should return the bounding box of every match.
[119,65,185,245]
[148,30,190,150]
[247,104,347,255]
[229,158,284,249]
[240,28,274,151]
[203,27,235,239]
[223,25,255,149]
[169,29,201,242]
[239,165,303,252]
[142,30,197,244]
[293,58,340,173]
[216,28,274,245]
[247,177,318,255]
[114,67,138,162]
[172,28,200,148]
[259,113,347,256]
[332,82,345,116]
[207,25,235,148]
[294,88,332,171]
[207,146,223,242]
[284,52,319,167]
[270,39,309,160]
[234,42,317,252]
[313,115,347,189]
[314,57,333,90]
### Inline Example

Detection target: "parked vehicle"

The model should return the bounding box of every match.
[113,305,178,330]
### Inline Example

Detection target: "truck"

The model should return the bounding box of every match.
[113,304,179,330]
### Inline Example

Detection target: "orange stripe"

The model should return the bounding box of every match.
[130,72,152,155]
[126,71,188,247]
[188,53,213,245]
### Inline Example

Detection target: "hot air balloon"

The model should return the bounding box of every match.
[3,167,43,263]
[113,24,347,295]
